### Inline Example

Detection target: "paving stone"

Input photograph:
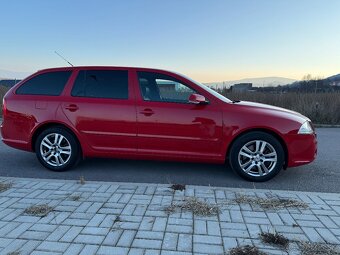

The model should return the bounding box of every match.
[162,232,178,250]
[74,234,105,245]
[178,233,192,251]
[316,227,340,244]
[136,230,163,240]
[97,246,129,255]
[302,227,324,242]
[37,241,70,252]
[193,243,224,254]
[167,224,193,234]
[132,238,162,249]
[18,240,41,255]
[46,225,71,241]
[81,226,109,236]
[79,244,99,255]
[207,221,220,236]
[7,222,32,238]
[194,234,222,245]
[63,243,84,255]
[60,226,83,242]
[221,228,250,238]
[223,237,238,251]
[194,220,207,235]
[21,230,50,240]
[117,230,137,247]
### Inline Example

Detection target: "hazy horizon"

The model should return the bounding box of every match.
[1,0,340,82]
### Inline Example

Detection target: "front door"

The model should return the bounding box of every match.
[135,71,223,160]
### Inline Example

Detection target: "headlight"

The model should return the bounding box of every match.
[298,121,314,134]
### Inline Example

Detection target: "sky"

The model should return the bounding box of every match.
[0,0,340,82]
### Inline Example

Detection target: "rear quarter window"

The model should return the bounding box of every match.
[16,71,71,96]
[71,70,128,99]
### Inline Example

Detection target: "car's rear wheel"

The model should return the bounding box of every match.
[35,127,80,171]
[229,131,285,182]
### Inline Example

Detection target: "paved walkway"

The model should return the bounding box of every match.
[0,177,339,255]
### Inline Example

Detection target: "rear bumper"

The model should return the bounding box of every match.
[1,122,32,152]
[285,133,317,167]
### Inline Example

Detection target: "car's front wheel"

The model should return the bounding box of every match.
[35,127,80,171]
[229,131,285,182]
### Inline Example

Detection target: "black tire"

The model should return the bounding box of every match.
[35,127,81,171]
[229,131,285,182]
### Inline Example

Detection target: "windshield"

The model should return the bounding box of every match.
[177,72,232,103]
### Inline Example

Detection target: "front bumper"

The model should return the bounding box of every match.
[285,133,317,167]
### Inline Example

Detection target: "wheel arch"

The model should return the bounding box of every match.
[226,128,288,169]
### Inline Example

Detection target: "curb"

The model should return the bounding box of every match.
[314,123,340,128]
[1,176,339,196]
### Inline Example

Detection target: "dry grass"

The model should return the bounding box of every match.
[0,182,12,193]
[164,197,220,216]
[298,242,340,255]
[234,194,308,210]
[69,195,81,201]
[78,176,85,185]
[23,204,54,217]
[110,216,122,231]
[0,85,9,116]
[229,245,267,255]
[259,231,289,249]
[224,92,340,125]
[6,252,20,255]
[170,184,186,191]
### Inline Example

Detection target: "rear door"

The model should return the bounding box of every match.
[62,68,137,155]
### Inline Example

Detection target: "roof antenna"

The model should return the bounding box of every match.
[54,51,74,67]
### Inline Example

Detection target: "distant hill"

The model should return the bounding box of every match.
[0,69,32,79]
[205,77,297,88]
[327,73,340,81]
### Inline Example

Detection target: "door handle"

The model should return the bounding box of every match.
[140,108,154,116]
[65,104,79,112]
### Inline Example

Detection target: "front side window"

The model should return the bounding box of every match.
[71,70,128,99]
[138,72,196,103]
[16,71,71,96]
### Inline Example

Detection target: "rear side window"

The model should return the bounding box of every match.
[71,70,128,99]
[16,71,71,96]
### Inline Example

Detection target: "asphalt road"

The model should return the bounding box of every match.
[0,128,339,193]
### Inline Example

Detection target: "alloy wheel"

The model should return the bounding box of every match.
[39,133,72,167]
[238,140,277,177]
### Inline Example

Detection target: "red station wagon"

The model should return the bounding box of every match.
[1,66,317,181]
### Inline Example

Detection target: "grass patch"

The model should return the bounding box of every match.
[23,204,54,217]
[0,182,12,193]
[78,176,85,185]
[229,245,267,255]
[69,195,81,201]
[234,194,308,210]
[164,197,220,216]
[110,216,122,231]
[259,230,289,249]
[170,184,186,191]
[298,242,340,255]
[7,252,20,255]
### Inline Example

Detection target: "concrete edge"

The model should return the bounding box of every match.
[1,176,339,197]
[314,124,340,128]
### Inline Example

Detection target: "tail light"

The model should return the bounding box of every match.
[2,98,6,117]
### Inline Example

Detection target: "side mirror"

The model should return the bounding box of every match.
[188,93,207,105]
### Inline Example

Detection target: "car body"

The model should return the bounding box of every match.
[1,66,317,181]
